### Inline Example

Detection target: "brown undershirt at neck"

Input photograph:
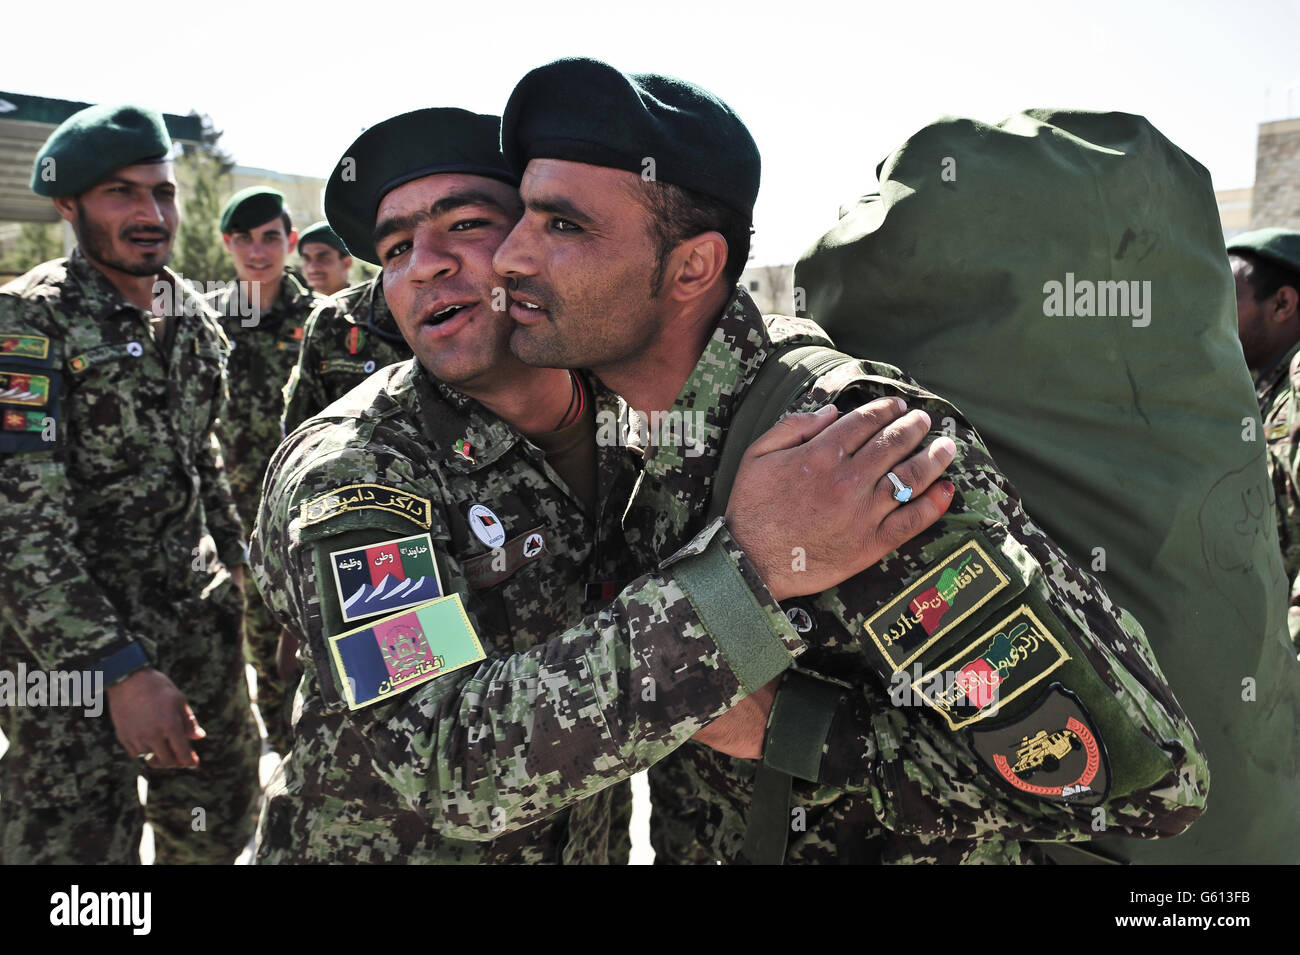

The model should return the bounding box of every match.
[528,384,598,516]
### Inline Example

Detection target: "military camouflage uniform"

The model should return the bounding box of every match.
[643,289,1209,864]
[0,249,260,864]
[281,276,411,436]
[252,359,794,861]
[1256,338,1300,649]
[209,270,327,754]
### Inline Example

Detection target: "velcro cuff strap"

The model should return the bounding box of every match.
[762,669,845,782]
[672,531,795,695]
[95,642,151,686]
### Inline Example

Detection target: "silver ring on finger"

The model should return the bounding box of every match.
[886,470,913,503]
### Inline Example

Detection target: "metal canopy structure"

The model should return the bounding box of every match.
[0,91,203,223]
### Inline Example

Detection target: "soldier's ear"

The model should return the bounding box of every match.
[1275,284,1300,323]
[52,196,78,225]
[287,230,299,254]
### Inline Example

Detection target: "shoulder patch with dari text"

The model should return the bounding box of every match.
[329,532,444,623]
[301,483,432,529]
[864,537,1012,671]
[328,593,485,710]
[969,684,1108,805]
[910,603,1070,730]
[0,334,50,360]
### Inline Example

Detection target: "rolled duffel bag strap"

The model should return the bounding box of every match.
[705,341,856,864]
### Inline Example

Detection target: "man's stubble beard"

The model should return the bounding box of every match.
[76,201,172,277]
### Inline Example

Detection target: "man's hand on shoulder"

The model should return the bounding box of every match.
[106,668,205,770]
[728,398,955,602]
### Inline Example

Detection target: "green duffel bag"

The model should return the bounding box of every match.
[795,108,1298,863]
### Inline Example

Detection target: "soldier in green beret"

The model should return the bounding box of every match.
[493,57,1209,863]
[0,103,259,863]
[1228,227,1300,648]
[250,106,950,863]
[297,220,353,296]
[208,186,330,756]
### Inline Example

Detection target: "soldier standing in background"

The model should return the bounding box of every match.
[208,186,329,755]
[297,221,353,296]
[1228,227,1300,648]
[0,103,259,863]
[281,273,410,436]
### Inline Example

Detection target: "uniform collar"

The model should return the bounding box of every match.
[64,245,195,322]
[217,269,314,328]
[1256,337,1300,404]
[625,286,833,552]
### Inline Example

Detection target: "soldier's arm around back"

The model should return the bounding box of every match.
[253,424,808,840]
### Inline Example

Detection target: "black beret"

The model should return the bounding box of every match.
[31,103,171,198]
[1227,228,1300,276]
[220,186,288,234]
[501,57,760,218]
[298,220,349,255]
[324,107,516,265]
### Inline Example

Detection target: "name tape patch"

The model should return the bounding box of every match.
[329,594,485,710]
[301,483,432,530]
[865,538,1011,671]
[461,526,548,589]
[910,603,1070,730]
[330,532,445,623]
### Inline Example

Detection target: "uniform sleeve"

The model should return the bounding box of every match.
[196,328,248,567]
[0,309,152,683]
[768,365,1209,844]
[281,303,333,437]
[251,438,805,840]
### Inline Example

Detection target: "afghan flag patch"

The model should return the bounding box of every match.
[865,537,1012,670]
[2,409,45,432]
[328,594,485,709]
[329,532,445,623]
[0,334,49,360]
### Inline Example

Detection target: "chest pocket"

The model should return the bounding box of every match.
[64,341,151,472]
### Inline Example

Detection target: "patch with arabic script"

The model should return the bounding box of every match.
[909,603,1069,730]
[329,594,485,710]
[300,483,433,530]
[864,537,1012,671]
[329,532,445,623]
[969,684,1109,805]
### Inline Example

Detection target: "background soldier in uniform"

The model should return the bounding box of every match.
[1228,227,1300,648]
[0,103,260,864]
[209,187,330,755]
[252,108,954,862]
[297,221,353,296]
[281,273,410,436]
[493,58,1210,863]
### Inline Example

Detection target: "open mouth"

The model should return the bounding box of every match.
[509,296,550,323]
[428,303,472,327]
[126,233,167,250]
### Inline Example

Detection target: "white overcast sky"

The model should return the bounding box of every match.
[4,0,1296,263]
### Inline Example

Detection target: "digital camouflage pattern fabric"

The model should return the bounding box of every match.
[281,276,411,436]
[1257,337,1300,649]
[251,359,804,862]
[0,248,260,863]
[644,289,1209,864]
[209,269,327,753]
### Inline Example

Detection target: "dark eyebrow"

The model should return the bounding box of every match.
[524,195,593,227]
[372,188,516,250]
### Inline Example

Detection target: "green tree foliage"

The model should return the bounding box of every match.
[0,221,63,275]
[171,112,235,286]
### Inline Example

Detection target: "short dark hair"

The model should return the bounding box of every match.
[1234,250,1300,303]
[637,179,752,294]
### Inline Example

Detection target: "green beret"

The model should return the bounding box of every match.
[502,57,760,218]
[220,186,288,234]
[324,107,516,265]
[31,103,171,198]
[1227,228,1300,275]
[298,220,349,256]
